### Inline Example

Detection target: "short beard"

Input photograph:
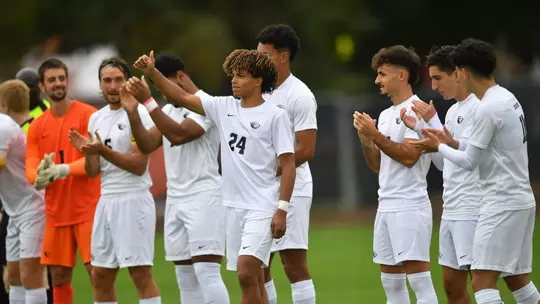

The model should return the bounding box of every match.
[49,92,67,102]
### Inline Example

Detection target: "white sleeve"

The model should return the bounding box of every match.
[427,113,444,130]
[292,94,318,132]
[431,152,444,171]
[137,105,155,130]
[199,95,221,125]
[186,111,213,132]
[0,121,12,152]
[272,111,295,156]
[438,143,483,171]
[87,113,97,135]
[458,140,468,151]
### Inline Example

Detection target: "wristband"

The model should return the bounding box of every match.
[277,200,289,212]
[143,97,158,113]
[428,113,443,130]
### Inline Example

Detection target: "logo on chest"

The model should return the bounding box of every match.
[250,122,261,129]
[395,117,402,125]
[117,123,127,130]
[276,104,285,110]
[183,113,189,119]
[457,116,464,124]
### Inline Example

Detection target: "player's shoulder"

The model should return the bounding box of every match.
[0,113,18,130]
[289,75,316,102]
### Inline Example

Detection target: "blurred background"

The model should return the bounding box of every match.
[2,1,540,302]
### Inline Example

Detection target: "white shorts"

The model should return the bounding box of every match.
[373,206,432,265]
[91,190,156,269]
[225,207,274,271]
[164,193,226,261]
[6,212,45,262]
[439,219,477,270]
[472,207,535,276]
[271,196,311,252]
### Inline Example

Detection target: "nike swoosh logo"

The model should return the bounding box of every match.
[242,246,250,249]
[228,114,235,117]
[459,255,467,259]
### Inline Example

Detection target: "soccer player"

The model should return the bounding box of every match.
[353,45,438,303]
[122,53,229,303]
[68,57,161,304]
[256,24,317,304]
[0,80,48,303]
[130,49,296,304]
[25,58,100,303]
[401,45,481,303]
[414,38,540,304]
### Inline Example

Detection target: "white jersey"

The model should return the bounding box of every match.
[377,95,431,212]
[200,95,294,213]
[441,94,482,220]
[162,90,221,201]
[88,104,154,195]
[466,85,535,211]
[263,74,317,197]
[0,114,44,218]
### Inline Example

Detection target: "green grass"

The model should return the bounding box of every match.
[72,224,540,303]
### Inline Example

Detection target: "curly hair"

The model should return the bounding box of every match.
[98,57,131,80]
[371,45,421,85]
[256,24,300,61]
[0,79,30,113]
[222,49,278,94]
[426,45,456,74]
[451,38,496,78]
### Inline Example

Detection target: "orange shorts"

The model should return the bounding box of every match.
[41,221,93,267]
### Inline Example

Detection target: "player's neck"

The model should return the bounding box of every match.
[454,88,470,102]
[50,99,73,117]
[472,77,497,100]
[240,94,264,108]
[390,86,413,106]
[276,68,291,88]
[108,103,122,111]
[8,112,32,125]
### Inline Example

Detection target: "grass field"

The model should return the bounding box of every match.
[71,223,540,303]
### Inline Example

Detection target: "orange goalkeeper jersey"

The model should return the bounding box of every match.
[26,100,100,226]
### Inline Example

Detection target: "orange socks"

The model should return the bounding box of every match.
[53,283,74,304]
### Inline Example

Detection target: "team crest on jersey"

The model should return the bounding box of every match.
[457,116,464,124]
[183,113,189,118]
[117,123,126,130]
[250,122,261,129]
[277,104,285,109]
[395,117,402,124]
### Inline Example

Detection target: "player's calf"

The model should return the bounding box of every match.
[7,262,25,304]
[20,257,47,304]
[128,266,161,301]
[442,266,470,304]
[280,249,315,304]
[237,255,265,304]
[504,274,540,304]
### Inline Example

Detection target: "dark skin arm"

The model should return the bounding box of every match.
[276,129,316,175]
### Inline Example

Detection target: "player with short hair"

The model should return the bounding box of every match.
[354,45,438,303]
[69,57,161,304]
[0,79,48,303]
[122,52,229,304]
[25,58,100,303]
[256,23,317,304]
[131,49,296,304]
[414,38,540,304]
[401,45,482,303]
[15,67,50,125]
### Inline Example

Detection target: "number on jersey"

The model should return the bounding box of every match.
[228,133,246,155]
[519,114,527,143]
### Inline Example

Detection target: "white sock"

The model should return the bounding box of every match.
[175,265,205,303]
[193,262,230,304]
[265,279,278,304]
[512,282,540,304]
[291,279,316,304]
[381,273,410,304]
[407,271,438,304]
[140,296,161,303]
[25,287,47,304]
[475,289,503,304]
[10,285,25,303]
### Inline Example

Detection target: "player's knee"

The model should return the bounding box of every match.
[504,273,531,292]
[282,259,309,282]
[91,268,115,289]
[128,266,154,287]
[443,278,467,301]
[7,267,22,286]
[50,267,73,286]
[237,271,258,288]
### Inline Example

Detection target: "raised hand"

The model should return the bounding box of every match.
[410,129,441,153]
[120,84,140,114]
[79,132,105,155]
[133,50,155,75]
[412,100,437,122]
[125,76,152,103]
[353,111,378,140]
[69,129,92,152]
[400,107,418,131]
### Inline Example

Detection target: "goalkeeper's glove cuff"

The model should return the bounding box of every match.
[56,164,70,179]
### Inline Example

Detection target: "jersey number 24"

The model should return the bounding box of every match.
[228,133,246,155]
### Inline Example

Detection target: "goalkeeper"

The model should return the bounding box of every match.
[25,58,100,303]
